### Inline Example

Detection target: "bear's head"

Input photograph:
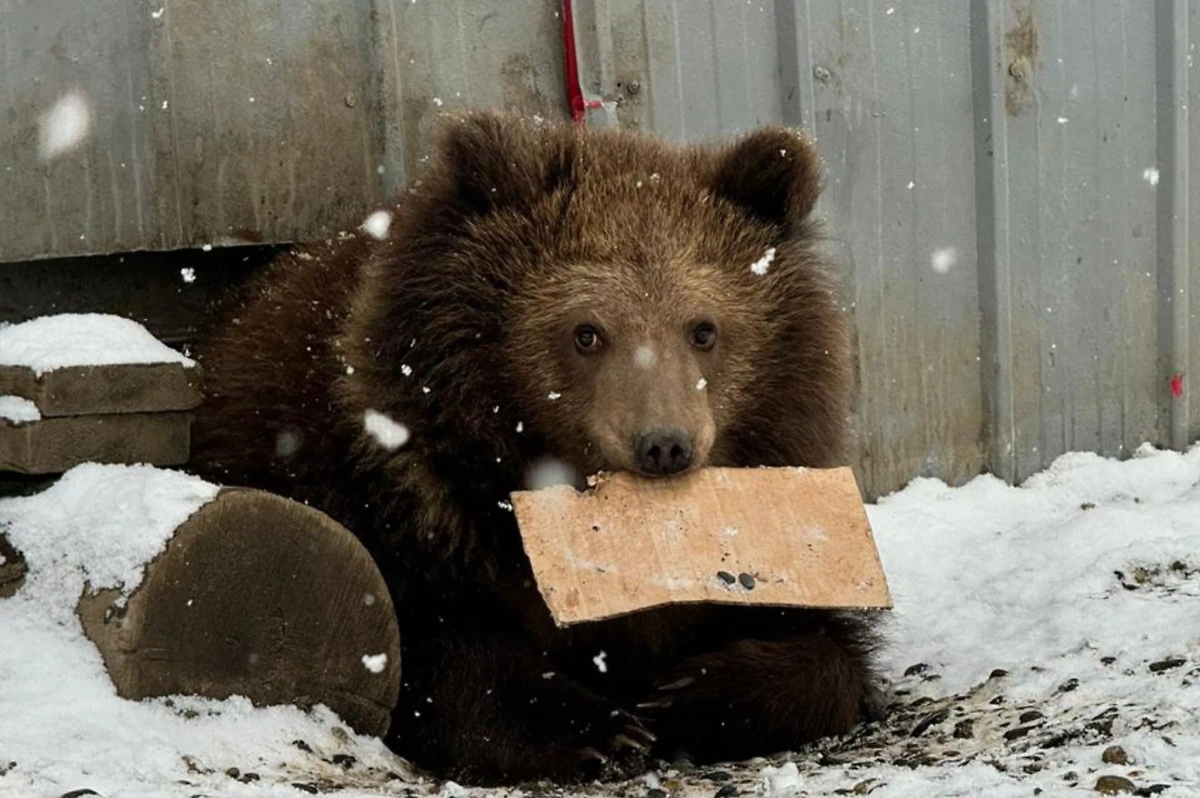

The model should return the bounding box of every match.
[346,112,851,496]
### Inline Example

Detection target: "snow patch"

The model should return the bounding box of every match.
[0,314,195,374]
[362,409,410,451]
[39,91,91,160]
[0,395,40,425]
[361,653,388,674]
[761,761,802,793]
[0,464,218,623]
[749,247,776,276]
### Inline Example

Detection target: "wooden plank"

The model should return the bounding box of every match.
[0,362,202,417]
[0,412,191,474]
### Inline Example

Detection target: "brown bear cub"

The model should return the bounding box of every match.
[190,111,881,786]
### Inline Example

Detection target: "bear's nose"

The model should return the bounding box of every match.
[634,429,694,476]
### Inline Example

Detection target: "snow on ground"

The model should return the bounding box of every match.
[0,314,195,375]
[1,447,1198,796]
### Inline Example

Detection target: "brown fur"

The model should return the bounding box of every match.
[190,111,882,786]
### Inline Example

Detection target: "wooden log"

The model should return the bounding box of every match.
[76,488,401,737]
[0,362,202,417]
[0,412,192,474]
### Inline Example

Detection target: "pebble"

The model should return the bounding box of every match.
[1148,657,1186,673]
[224,767,240,778]
[1019,710,1044,723]
[952,719,975,739]
[737,573,756,590]
[1003,725,1033,741]
[714,786,738,798]
[647,789,667,798]
[1101,745,1129,765]
[910,709,949,737]
[716,571,736,585]
[1056,678,1080,694]
[1094,775,1136,795]
[904,663,930,677]
[989,668,1009,679]
[292,784,320,795]
[331,754,357,769]
[59,792,102,798]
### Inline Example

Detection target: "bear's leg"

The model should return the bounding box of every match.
[390,633,654,785]
[641,633,875,763]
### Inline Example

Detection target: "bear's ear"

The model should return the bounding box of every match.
[432,111,573,216]
[710,127,822,230]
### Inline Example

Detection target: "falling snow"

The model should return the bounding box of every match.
[362,210,393,240]
[696,377,708,391]
[547,391,562,400]
[38,91,92,160]
[362,409,409,451]
[592,651,608,674]
[524,458,578,491]
[179,268,196,284]
[931,247,957,274]
[1144,167,1161,186]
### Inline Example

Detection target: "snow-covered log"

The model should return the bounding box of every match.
[71,487,401,737]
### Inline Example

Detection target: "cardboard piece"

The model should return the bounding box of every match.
[511,467,891,627]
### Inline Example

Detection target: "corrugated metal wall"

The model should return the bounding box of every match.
[1,0,1195,498]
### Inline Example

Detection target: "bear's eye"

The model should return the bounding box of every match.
[690,322,717,351]
[573,324,602,353]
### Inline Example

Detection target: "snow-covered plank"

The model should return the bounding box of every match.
[0,314,202,417]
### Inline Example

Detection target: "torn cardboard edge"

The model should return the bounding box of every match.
[512,466,891,627]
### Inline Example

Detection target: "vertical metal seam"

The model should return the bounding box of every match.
[972,0,1017,482]
[1157,0,1191,449]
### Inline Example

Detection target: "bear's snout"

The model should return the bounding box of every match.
[634,428,694,476]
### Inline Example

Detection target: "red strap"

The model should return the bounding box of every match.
[562,0,602,124]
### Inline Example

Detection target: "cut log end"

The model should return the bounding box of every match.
[76,487,400,737]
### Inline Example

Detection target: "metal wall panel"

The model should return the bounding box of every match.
[0,0,567,263]
[1,0,1196,498]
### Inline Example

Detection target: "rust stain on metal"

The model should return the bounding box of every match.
[1004,2,1039,116]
